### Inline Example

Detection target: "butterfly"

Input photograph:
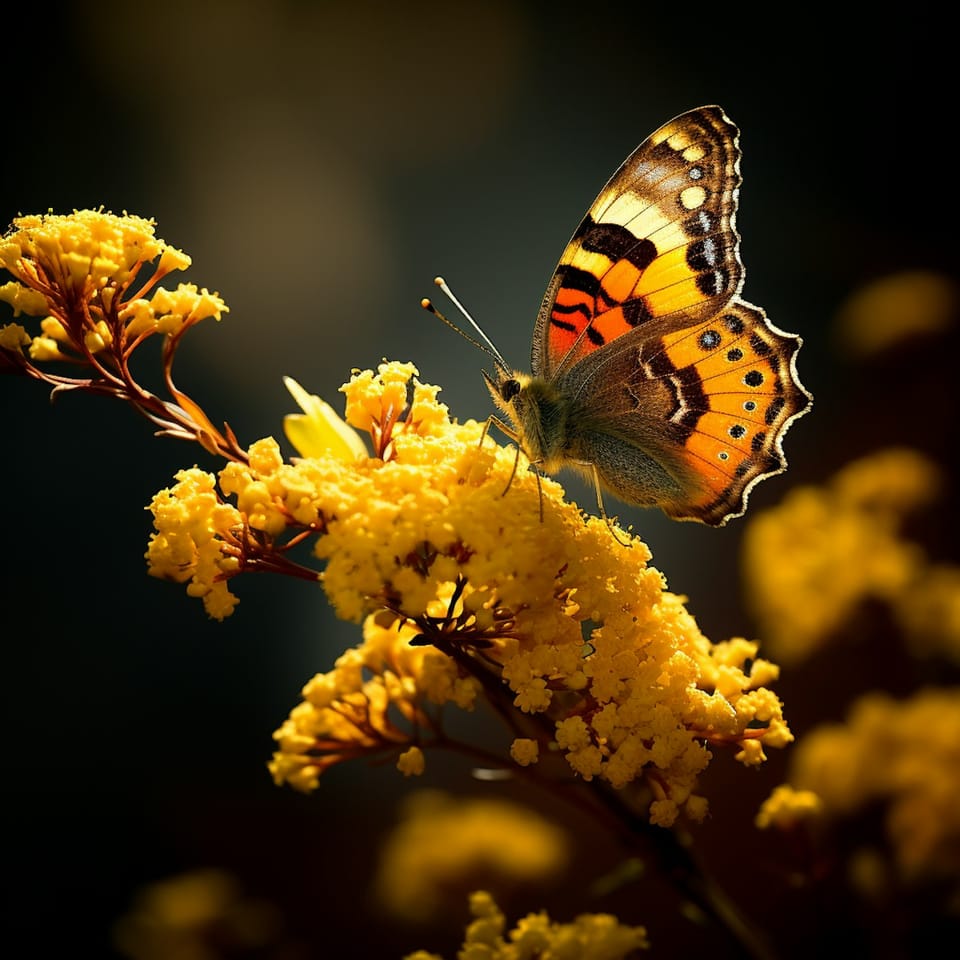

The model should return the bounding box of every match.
[429,106,811,528]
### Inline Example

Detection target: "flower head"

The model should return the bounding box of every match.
[0,210,218,360]
[153,360,791,825]
[1,210,239,457]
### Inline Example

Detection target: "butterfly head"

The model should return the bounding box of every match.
[480,366,530,404]
[482,367,573,473]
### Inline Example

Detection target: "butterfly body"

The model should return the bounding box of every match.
[482,106,811,526]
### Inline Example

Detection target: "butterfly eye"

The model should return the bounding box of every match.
[501,379,521,403]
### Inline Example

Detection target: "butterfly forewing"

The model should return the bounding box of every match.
[533,106,743,379]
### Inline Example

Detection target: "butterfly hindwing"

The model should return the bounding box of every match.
[648,300,809,522]
[533,106,743,378]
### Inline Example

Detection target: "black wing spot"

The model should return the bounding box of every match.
[698,329,722,350]
[723,313,744,335]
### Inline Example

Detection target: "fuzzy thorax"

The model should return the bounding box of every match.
[484,368,576,473]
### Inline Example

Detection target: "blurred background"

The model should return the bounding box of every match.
[3,2,957,957]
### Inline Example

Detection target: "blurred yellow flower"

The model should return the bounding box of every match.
[835,270,958,356]
[892,564,960,663]
[742,448,947,663]
[755,784,823,830]
[789,688,960,881]
[112,869,284,960]
[374,790,569,922]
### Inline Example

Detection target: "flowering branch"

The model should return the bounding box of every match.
[3,210,794,958]
[0,210,246,461]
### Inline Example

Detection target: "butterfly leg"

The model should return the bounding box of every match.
[480,413,519,448]
[481,414,545,520]
[589,464,631,547]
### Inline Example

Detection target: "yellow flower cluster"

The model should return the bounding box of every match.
[742,448,960,663]
[406,890,648,960]
[269,604,481,792]
[835,270,958,356]
[0,210,225,365]
[145,468,245,621]
[789,688,960,880]
[374,790,570,921]
[149,361,791,824]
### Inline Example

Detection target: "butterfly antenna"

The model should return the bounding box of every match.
[421,276,510,372]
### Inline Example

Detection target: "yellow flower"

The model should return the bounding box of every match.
[1,210,170,292]
[789,688,960,880]
[145,282,228,335]
[0,280,49,317]
[1,210,224,372]
[144,468,244,621]
[755,784,823,829]
[510,738,539,766]
[742,448,943,663]
[397,745,426,776]
[374,790,569,922]
[0,322,30,350]
[404,890,649,959]
[170,361,792,825]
